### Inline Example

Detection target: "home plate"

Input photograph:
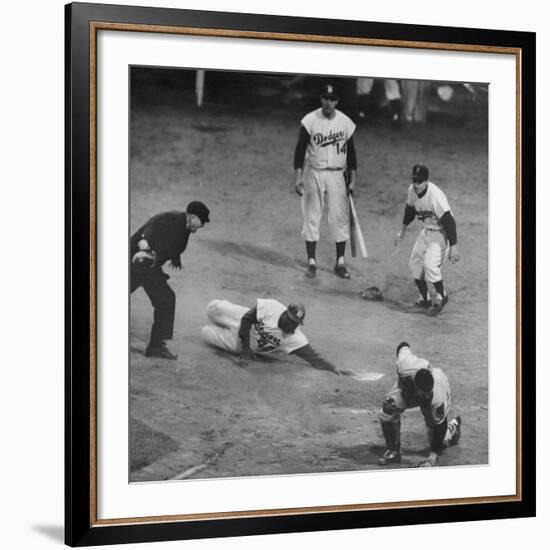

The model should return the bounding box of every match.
[352,372,386,382]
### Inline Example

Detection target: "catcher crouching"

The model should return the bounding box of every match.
[378,341,461,468]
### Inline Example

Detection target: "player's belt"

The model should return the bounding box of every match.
[312,167,345,171]
[423,227,442,232]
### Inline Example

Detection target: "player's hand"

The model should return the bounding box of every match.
[131,249,157,271]
[394,230,404,247]
[449,245,460,264]
[237,347,255,368]
[169,261,182,270]
[294,181,304,197]
[137,239,151,251]
[347,180,356,196]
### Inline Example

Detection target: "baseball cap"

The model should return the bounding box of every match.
[286,303,306,325]
[186,201,210,224]
[320,83,339,100]
[412,163,429,182]
[414,368,435,393]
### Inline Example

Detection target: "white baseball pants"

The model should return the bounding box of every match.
[408,229,449,283]
[300,167,350,242]
[201,299,248,354]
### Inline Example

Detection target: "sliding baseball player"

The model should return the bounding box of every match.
[201,298,353,376]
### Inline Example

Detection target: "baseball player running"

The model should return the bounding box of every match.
[378,341,462,468]
[201,298,352,376]
[395,164,460,316]
[293,83,357,280]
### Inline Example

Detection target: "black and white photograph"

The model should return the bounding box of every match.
[0,0,536,547]
[129,68,488,482]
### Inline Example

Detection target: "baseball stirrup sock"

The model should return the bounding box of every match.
[415,279,428,300]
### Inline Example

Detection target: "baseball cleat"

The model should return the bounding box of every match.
[413,297,432,309]
[305,264,317,279]
[145,342,178,360]
[378,449,401,466]
[449,415,462,446]
[334,264,351,279]
[428,294,448,316]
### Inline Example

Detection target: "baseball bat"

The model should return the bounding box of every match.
[349,195,368,258]
[349,199,357,258]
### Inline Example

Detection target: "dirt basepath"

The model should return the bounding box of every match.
[129,97,488,481]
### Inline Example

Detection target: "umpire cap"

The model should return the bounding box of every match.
[412,163,429,183]
[186,201,210,224]
[287,303,306,325]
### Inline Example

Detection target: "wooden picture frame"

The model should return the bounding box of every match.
[65,1,535,546]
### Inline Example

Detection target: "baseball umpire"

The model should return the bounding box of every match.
[131,201,210,359]
[395,163,460,315]
[201,298,352,376]
[377,341,462,468]
[293,83,358,280]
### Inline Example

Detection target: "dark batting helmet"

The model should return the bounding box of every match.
[287,303,306,325]
[412,164,429,183]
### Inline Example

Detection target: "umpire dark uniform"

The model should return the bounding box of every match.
[130,201,210,359]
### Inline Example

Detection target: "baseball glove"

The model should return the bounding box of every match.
[359,286,384,301]
[131,249,157,272]
[412,457,436,468]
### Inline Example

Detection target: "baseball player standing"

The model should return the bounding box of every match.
[201,298,352,376]
[378,341,462,468]
[293,83,358,280]
[395,164,460,315]
[130,201,210,359]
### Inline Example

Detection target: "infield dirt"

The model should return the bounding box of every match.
[129,81,488,482]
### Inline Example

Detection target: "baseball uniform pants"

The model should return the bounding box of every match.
[408,228,450,283]
[201,299,248,353]
[300,167,350,243]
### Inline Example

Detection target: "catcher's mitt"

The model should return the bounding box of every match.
[131,250,157,272]
[359,286,384,301]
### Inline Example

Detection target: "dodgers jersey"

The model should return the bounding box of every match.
[406,182,452,231]
[301,108,356,170]
[251,299,308,354]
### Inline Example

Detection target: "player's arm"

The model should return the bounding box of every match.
[237,307,258,367]
[139,216,171,255]
[395,204,416,246]
[430,416,449,455]
[291,344,352,376]
[293,125,310,196]
[345,137,357,195]
[439,211,460,263]
[415,416,448,467]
